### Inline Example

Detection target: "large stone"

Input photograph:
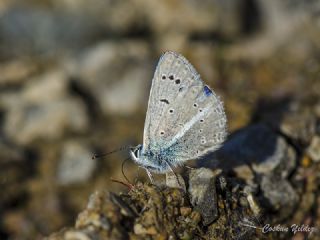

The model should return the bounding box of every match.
[2,70,89,145]
[260,174,299,220]
[188,168,218,226]
[200,124,297,180]
[56,141,96,185]
[65,41,151,115]
[0,7,103,56]
[306,135,320,162]
[255,101,317,146]
[0,58,38,87]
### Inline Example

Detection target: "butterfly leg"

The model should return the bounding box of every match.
[164,160,183,187]
[145,169,155,184]
[185,165,196,170]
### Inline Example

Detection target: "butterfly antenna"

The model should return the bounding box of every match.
[121,157,131,184]
[92,145,130,159]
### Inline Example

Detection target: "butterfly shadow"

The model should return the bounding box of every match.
[197,96,295,173]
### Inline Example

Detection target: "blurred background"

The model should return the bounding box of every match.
[0,0,319,239]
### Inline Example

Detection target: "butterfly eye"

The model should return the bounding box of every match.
[169,75,174,80]
[175,79,180,84]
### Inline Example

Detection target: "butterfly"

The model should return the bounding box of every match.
[130,51,227,181]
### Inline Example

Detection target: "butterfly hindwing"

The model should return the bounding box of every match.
[165,85,227,161]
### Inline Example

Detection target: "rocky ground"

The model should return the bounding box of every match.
[46,96,320,240]
[0,1,320,239]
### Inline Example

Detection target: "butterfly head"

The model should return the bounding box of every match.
[129,144,165,173]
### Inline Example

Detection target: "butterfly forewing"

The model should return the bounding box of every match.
[143,52,201,148]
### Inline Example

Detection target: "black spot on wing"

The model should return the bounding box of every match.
[204,85,213,96]
[160,99,169,104]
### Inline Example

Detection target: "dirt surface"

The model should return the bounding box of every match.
[0,1,320,239]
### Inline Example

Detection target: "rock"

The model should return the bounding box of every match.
[225,0,320,60]
[0,58,38,87]
[243,185,262,217]
[140,0,242,47]
[200,123,297,180]
[260,174,299,220]
[64,230,92,240]
[133,224,157,235]
[0,137,24,164]
[314,102,320,119]
[0,139,31,208]
[203,174,265,240]
[306,135,320,162]
[109,192,136,218]
[1,70,89,145]
[188,168,218,226]
[165,172,186,192]
[256,101,317,146]
[74,191,128,239]
[280,107,317,146]
[54,0,141,34]
[0,7,103,57]
[180,206,192,217]
[65,41,151,115]
[22,70,68,103]
[56,141,95,185]
[251,131,297,180]
[99,67,149,115]
[4,98,88,145]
